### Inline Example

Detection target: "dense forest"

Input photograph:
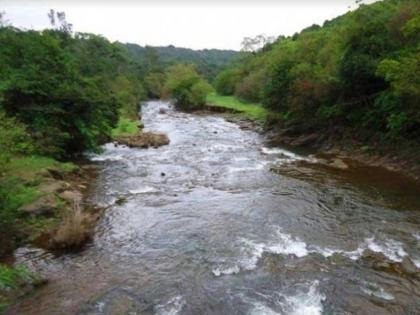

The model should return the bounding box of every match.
[123,43,241,81]
[214,0,420,144]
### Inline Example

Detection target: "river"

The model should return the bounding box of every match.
[8,100,420,314]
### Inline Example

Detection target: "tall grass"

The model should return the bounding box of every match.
[51,201,92,250]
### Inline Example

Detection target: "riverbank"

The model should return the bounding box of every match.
[205,94,420,182]
[0,157,103,310]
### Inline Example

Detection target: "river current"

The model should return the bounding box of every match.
[9,101,420,314]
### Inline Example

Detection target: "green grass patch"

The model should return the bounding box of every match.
[6,184,40,211]
[0,265,38,312]
[206,93,269,122]
[111,117,140,138]
[6,156,76,180]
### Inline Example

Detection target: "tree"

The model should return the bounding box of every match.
[241,34,276,52]
[164,64,213,110]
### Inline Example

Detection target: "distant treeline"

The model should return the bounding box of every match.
[122,43,242,82]
[214,0,420,141]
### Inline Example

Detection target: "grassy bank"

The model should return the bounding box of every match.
[1,156,78,252]
[206,93,269,123]
[111,117,141,138]
[0,265,40,312]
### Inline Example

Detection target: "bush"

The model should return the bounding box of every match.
[144,72,166,99]
[214,68,243,96]
[234,70,265,103]
[164,64,213,110]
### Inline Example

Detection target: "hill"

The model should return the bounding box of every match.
[122,43,243,80]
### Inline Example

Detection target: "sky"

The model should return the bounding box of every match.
[0,0,377,50]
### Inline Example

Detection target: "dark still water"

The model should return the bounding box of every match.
[8,101,420,315]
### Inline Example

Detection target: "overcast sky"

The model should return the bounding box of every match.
[1,0,376,50]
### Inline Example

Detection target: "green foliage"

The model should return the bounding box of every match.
[123,43,242,81]
[0,111,34,175]
[218,0,420,140]
[0,28,145,158]
[234,70,265,103]
[164,64,213,110]
[111,117,139,137]
[144,72,166,99]
[0,265,37,311]
[214,68,243,95]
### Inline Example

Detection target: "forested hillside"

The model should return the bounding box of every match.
[123,43,242,81]
[214,0,420,145]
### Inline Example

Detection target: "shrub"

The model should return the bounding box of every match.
[164,64,213,110]
[214,68,243,96]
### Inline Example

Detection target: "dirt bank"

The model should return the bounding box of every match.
[265,126,420,182]
[198,105,420,182]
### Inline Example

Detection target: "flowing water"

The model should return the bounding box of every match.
[8,101,420,315]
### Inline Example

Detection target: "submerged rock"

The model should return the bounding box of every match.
[116,132,170,149]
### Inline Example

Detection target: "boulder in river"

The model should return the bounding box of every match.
[116,132,170,149]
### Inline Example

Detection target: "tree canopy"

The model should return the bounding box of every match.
[214,0,420,141]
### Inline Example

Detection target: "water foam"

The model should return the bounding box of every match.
[212,230,309,276]
[360,281,394,301]
[91,154,124,162]
[128,186,157,194]
[248,281,325,315]
[261,147,302,159]
[213,230,414,276]
[286,281,325,315]
[155,295,185,315]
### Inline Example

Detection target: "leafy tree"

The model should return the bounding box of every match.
[164,64,213,110]
[214,68,243,96]
[217,0,420,141]
[0,26,143,157]
[144,72,166,99]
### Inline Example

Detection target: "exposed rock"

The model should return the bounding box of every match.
[290,133,319,146]
[78,184,87,190]
[116,132,170,149]
[159,108,167,114]
[80,164,100,171]
[19,194,57,216]
[161,172,166,177]
[115,197,127,206]
[328,158,349,170]
[38,180,70,195]
[360,250,392,270]
[400,257,419,275]
[59,190,83,204]
[47,168,65,180]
